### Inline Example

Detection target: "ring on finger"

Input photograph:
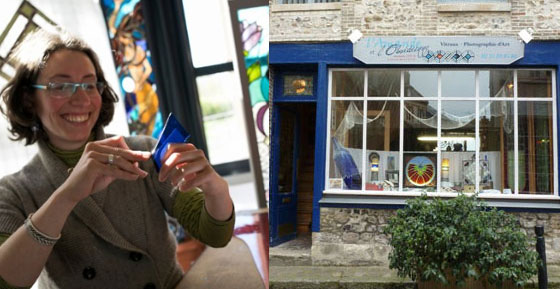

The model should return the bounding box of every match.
[178,178,186,188]
[176,166,185,174]
[108,154,115,166]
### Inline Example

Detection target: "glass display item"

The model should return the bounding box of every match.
[152,113,191,172]
[331,137,361,190]
[369,152,380,182]
[405,156,435,187]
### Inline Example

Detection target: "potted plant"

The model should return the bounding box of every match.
[383,194,539,288]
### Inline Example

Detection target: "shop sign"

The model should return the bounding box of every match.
[353,36,524,65]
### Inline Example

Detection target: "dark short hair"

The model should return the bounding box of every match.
[0,29,118,145]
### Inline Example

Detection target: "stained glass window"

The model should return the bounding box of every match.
[0,1,55,177]
[0,1,56,85]
[100,0,163,138]
[236,6,270,189]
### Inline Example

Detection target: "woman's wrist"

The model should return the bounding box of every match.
[54,182,84,206]
[51,186,80,213]
[200,175,228,198]
[25,190,76,243]
[202,177,233,222]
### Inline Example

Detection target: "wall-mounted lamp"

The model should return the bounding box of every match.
[348,29,363,44]
[518,28,534,44]
[292,79,307,94]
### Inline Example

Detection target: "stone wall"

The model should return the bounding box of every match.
[270,3,342,42]
[270,0,560,42]
[313,207,560,266]
[313,208,394,266]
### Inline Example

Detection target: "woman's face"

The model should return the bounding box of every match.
[34,49,102,150]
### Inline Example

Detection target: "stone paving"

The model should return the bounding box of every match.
[270,234,560,289]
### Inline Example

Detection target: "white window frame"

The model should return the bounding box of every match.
[325,68,559,200]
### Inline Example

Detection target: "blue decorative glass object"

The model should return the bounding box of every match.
[331,137,361,190]
[152,113,191,172]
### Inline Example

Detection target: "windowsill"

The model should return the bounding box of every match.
[271,2,342,12]
[437,2,511,12]
[321,190,560,210]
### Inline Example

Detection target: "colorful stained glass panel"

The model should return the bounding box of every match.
[100,0,163,137]
[237,6,269,190]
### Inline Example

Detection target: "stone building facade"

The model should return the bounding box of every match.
[271,0,560,42]
[269,0,560,267]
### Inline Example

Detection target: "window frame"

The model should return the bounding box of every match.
[324,67,559,200]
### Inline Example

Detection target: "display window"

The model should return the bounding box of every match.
[326,68,557,196]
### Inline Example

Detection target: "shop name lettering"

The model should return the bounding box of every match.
[365,38,517,62]
[366,38,428,57]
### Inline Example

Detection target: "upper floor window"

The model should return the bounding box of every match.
[437,0,511,12]
[438,0,507,2]
[278,0,340,3]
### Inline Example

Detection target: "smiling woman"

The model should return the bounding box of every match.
[33,50,104,150]
[0,30,117,148]
[0,29,235,289]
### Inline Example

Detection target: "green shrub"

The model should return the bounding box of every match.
[201,101,231,117]
[383,194,539,288]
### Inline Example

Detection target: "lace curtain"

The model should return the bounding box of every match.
[334,82,513,141]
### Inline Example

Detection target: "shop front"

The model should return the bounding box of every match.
[269,36,560,264]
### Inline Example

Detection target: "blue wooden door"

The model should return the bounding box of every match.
[270,105,299,246]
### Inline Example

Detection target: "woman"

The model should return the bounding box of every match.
[0,29,234,288]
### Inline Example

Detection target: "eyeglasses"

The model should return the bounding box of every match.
[31,82,105,99]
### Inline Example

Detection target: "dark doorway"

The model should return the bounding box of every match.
[270,102,316,246]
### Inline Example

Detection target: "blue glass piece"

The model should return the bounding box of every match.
[331,137,361,190]
[151,113,190,172]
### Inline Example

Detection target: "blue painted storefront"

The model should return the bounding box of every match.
[269,41,560,246]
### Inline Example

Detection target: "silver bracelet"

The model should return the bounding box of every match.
[24,213,61,246]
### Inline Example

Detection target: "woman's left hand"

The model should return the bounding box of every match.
[158,143,228,198]
[158,143,233,221]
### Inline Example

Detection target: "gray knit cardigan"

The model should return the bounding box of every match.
[0,129,220,289]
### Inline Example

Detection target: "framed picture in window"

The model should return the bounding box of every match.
[463,159,493,188]
[404,153,437,188]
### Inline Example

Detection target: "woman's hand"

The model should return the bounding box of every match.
[58,136,151,204]
[158,143,227,196]
[158,143,232,221]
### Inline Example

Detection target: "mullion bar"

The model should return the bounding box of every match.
[514,70,519,194]
[399,70,405,192]
[362,70,368,192]
[437,71,442,193]
[475,70,480,193]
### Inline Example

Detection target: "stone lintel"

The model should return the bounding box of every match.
[272,2,342,13]
[438,2,511,12]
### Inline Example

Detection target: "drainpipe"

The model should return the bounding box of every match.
[535,225,547,289]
